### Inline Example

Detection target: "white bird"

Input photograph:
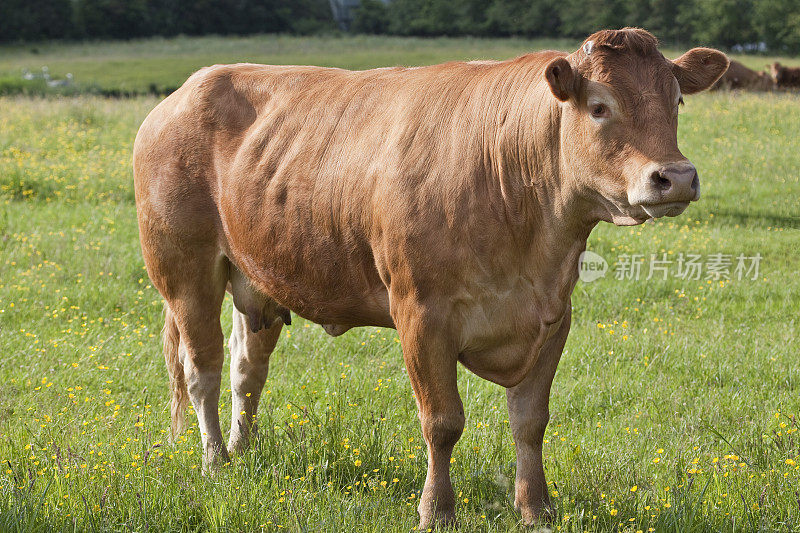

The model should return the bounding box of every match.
[46,73,73,88]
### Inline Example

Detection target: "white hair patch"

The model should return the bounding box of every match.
[583,40,595,56]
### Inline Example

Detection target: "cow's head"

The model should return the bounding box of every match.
[768,62,783,82]
[545,28,728,225]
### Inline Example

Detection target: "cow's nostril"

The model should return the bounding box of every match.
[650,171,671,191]
[690,173,699,192]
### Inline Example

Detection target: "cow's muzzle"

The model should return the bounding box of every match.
[628,161,700,218]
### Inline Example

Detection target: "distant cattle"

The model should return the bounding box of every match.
[712,60,774,91]
[134,28,727,528]
[770,62,800,89]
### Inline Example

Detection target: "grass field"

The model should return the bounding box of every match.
[1,35,800,532]
[2,34,800,96]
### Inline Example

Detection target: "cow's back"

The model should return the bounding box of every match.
[713,60,773,91]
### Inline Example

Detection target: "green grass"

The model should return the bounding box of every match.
[0,37,799,532]
[1,34,799,95]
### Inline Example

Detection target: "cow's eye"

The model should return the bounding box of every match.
[590,103,609,119]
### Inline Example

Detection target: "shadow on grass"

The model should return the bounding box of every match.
[711,208,800,229]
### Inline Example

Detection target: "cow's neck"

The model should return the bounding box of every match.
[490,81,596,322]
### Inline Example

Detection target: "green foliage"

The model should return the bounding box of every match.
[3,0,800,53]
[73,0,149,39]
[683,0,758,48]
[753,0,800,54]
[0,0,335,42]
[484,0,562,38]
[352,0,390,35]
[386,0,468,36]
[557,0,628,38]
[639,0,694,44]
[0,0,72,41]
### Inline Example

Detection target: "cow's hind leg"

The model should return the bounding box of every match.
[506,305,571,525]
[174,265,229,469]
[146,238,229,470]
[227,307,283,454]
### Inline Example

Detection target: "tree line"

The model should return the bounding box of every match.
[2,0,800,54]
[0,0,335,41]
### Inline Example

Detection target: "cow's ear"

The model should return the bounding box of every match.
[672,48,729,94]
[545,57,575,102]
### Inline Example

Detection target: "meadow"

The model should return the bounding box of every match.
[0,35,799,532]
[1,34,800,96]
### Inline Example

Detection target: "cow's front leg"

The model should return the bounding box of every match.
[506,305,571,525]
[396,309,465,529]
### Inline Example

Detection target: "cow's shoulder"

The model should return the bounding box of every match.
[181,64,269,132]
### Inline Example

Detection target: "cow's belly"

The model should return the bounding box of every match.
[221,213,393,328]
[234,244,393,328]
[255,255,389,328]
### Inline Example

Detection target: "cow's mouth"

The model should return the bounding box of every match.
[609,201,690,226]
[638,201,690,219]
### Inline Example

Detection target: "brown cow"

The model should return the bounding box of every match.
[133,28,727,527]
[712,60,774,91]
[770,61,800,89]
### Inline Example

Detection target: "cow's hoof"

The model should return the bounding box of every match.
[418,512,457,531]
[227,433,255,456]
[201,450,231,475]
[525,524,553,533]
[226,441,245,457]
[518,505,554,528]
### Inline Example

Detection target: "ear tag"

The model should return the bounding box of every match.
[583,40,594,56]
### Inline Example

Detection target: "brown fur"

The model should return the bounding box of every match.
[588,27,660,53]
[134,28,727,527]
[712,60,774,91]
[770,61,800,88]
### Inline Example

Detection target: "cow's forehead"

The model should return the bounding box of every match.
[580,51,677,101]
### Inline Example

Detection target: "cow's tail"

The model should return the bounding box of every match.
[162,305,188,441]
